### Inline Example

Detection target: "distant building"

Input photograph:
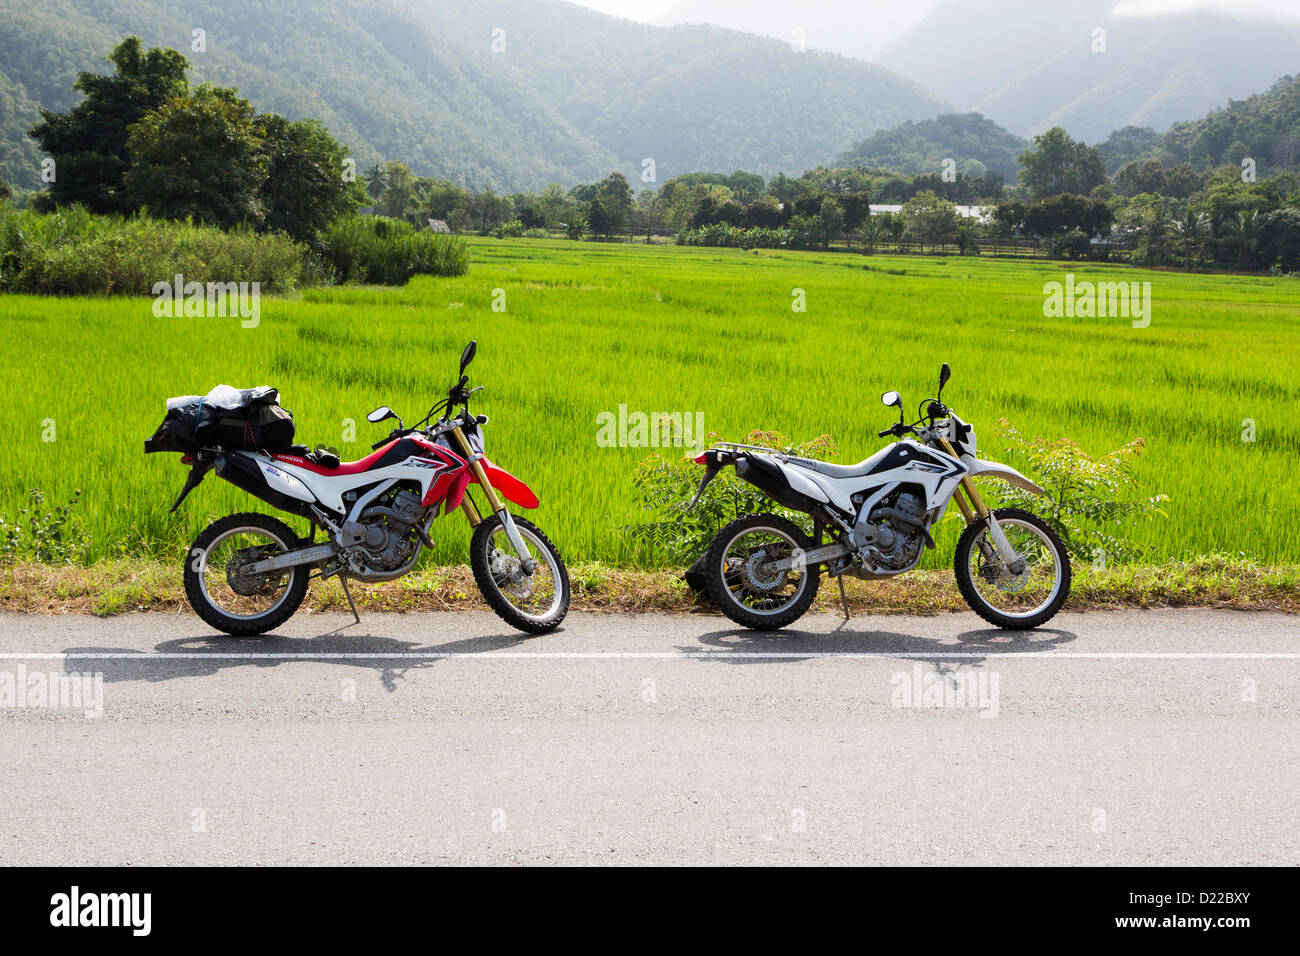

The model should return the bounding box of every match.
[427,219,451,233]
[869,204,990,223]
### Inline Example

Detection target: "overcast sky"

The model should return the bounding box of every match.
[569,0,1300,25]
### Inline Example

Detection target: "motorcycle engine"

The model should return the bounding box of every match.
[348,486,426,575]
[854,490,928,572]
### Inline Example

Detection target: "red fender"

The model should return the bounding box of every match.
[475,458,539,509]
[441,458,540,515]
[442,469,473,516]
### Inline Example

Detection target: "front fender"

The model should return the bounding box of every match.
[961,456,1046,495]
[475,458,540,509]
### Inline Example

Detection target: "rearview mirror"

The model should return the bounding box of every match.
[460,340,477,373]
[938,363,951,394]
[367,406,396,424]
[881,390,901,408]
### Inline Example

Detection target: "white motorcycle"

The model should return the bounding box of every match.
[687,364,1071,630]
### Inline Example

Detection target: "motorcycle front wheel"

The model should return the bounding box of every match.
[953,507,1071,630]
[470,513,570,633]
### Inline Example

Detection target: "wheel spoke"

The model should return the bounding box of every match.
[196,528,296,621]
[967,518,1064,618]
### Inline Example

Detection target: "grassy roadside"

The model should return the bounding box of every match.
[1,555,1296,618]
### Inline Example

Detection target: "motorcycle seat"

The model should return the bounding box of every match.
[785,456,877,480]
[272,440,402,476]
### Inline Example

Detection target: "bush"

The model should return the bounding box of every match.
[991,419,1168,564]
[0,489,91,563]
[492,219,525,238]
[320,215,470,284]
[0,204,310,294]
[676,224,798,250]
[628,431,838,564]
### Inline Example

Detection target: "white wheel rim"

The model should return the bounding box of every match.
[966,518,1064,619]
[196,525,296,621]
[717,524,810,616]
[483,524,564,623]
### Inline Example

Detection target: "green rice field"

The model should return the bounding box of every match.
[1,238,1297,567]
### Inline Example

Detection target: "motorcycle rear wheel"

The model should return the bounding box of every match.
[184,512,309,636]
[704,514,820,630]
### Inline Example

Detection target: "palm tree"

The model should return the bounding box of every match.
[859,213,885,254]
[1173,208,1209,270]
[363,162,388,203]
[1224,209,1261,270]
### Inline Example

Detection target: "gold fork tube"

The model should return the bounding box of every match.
[450,425,506,514]
[937,435,990,521]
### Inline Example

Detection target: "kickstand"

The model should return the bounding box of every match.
[837,576,850,621]
[339,575,361,625]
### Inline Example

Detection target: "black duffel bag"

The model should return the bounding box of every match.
[145,385,295,454]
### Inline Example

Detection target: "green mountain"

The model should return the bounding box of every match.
[1157,74,1300,172]
[877,0,1300,145]
[835,112,1026,180]
[0,0,945,192]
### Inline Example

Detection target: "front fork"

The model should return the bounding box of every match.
[938,437,1023,572]
[450,425,538,573]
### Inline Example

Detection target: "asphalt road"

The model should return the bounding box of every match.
[0,608,1296,865]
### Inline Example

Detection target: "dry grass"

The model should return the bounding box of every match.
[0,556,1295,618]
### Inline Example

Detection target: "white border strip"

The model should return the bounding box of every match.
[1,651,1298,661]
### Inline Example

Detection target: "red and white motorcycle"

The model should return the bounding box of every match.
[160,342,569,635]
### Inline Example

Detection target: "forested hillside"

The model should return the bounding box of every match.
[877,0,1300,143]
[0,0,945,191]
[836,113,1026,181]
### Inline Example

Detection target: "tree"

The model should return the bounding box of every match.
[594,172,633,232]
[124,84,266,228]
[1224,209,1262,269]
[587,198,611,237]
[372,160,417,220]
[466,190,513,233]
[257,115,365,242]
[416,178,471,222]
[766,172,805,203]
[362,163,388,202]
[536,183,577,228]
[1117,158,1169,196]
[901,190,957,251]
[0,173,10,201]
[838,193,871,230]
[859,212,886,254]
[1173,207,1209,270]
[1258,208,1300,272]
[1018,127,1106,201]
[29,37,190,212]
[817,197,845,248]
[741,196,784,228]
[565,211,587,240]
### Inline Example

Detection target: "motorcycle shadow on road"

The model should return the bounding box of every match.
[59,628,528,692]
[681,619,1077,666]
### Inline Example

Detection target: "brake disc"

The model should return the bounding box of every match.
[743,549,788,591]
[226,545,279,596]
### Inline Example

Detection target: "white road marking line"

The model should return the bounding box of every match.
[0,651,1298,661]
